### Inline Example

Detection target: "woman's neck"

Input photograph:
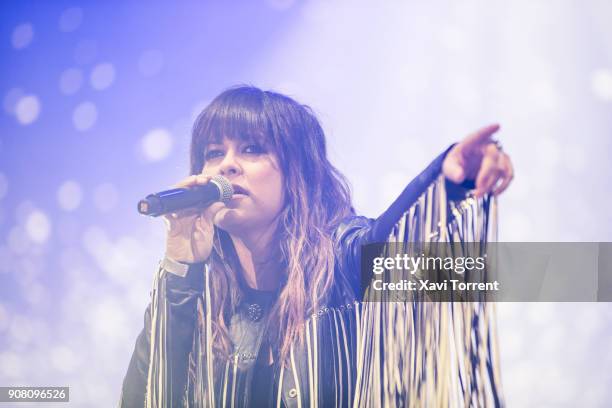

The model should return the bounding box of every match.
[229,222,283,291]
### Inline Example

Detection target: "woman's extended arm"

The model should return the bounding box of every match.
[334,124,513,293]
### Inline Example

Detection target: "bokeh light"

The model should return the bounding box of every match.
[15,95,41,125]
[140,128,173,162]
[11,23,34,49]
[591,69,612,102]
[72,101,98,131]
[57,180,83,211]
[25,210,51,244]
[58,7,83,33]
[90,63,116,91]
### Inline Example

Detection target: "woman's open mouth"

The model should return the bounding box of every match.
[231,184,249,196]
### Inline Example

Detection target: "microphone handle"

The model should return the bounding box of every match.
[137,183,220,217]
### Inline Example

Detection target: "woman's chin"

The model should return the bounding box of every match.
[214,208,246,232]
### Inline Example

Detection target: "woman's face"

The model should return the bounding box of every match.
[201,136,285,235]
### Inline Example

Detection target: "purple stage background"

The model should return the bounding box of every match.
[1,1,611,406]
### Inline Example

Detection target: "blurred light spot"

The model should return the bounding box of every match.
[3,87,24,114]
[8,227,30,254]
[265,0,296,10]
[93,182,119,212]
[138,49,164,77]
[74,39,97,65]
[11,23,34,49]
[25,210,51,243]
[141,128,173,161]
[59,68,83,95]
[591,69,612,101]
[90,63,116,90]
[72,101,97,131]
[59,7,83,32]
[51,346,79,373]
[57,180,82,211]
[15,95,41,125]
[0,172,7,200]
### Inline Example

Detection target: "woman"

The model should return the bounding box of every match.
[120,86,513,407]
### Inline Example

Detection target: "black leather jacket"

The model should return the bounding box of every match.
[119,147,486,407]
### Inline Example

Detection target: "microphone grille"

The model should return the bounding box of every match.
[211,175,234,203]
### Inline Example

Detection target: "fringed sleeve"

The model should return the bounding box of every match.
[119,259,205,408]
[337,146,504,407]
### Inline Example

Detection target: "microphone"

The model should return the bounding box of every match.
[137,175,234,217]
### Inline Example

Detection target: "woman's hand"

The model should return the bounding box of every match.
[163,175,225,264]
[442,124,514,197]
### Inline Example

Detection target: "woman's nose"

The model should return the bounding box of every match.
[219,151,241,178]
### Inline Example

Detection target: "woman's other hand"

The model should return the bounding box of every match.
[163,175,225,264]
[442,124,514,197]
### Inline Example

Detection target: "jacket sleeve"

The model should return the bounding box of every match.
[334,145,473,295]
[119,259,205,407]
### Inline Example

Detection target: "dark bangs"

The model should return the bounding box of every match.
[190,86,275,174]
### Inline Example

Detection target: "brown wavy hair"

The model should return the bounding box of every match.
[190,85,354,360]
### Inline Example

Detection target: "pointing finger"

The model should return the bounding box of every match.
[460,124,501,152]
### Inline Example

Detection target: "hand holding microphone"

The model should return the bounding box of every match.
[138,175,233,264]
[137,175,233,217]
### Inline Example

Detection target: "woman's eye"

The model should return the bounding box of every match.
[205,149,224,160]
[243,144,266,154]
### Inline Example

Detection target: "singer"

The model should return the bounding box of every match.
[119,86,513,407]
